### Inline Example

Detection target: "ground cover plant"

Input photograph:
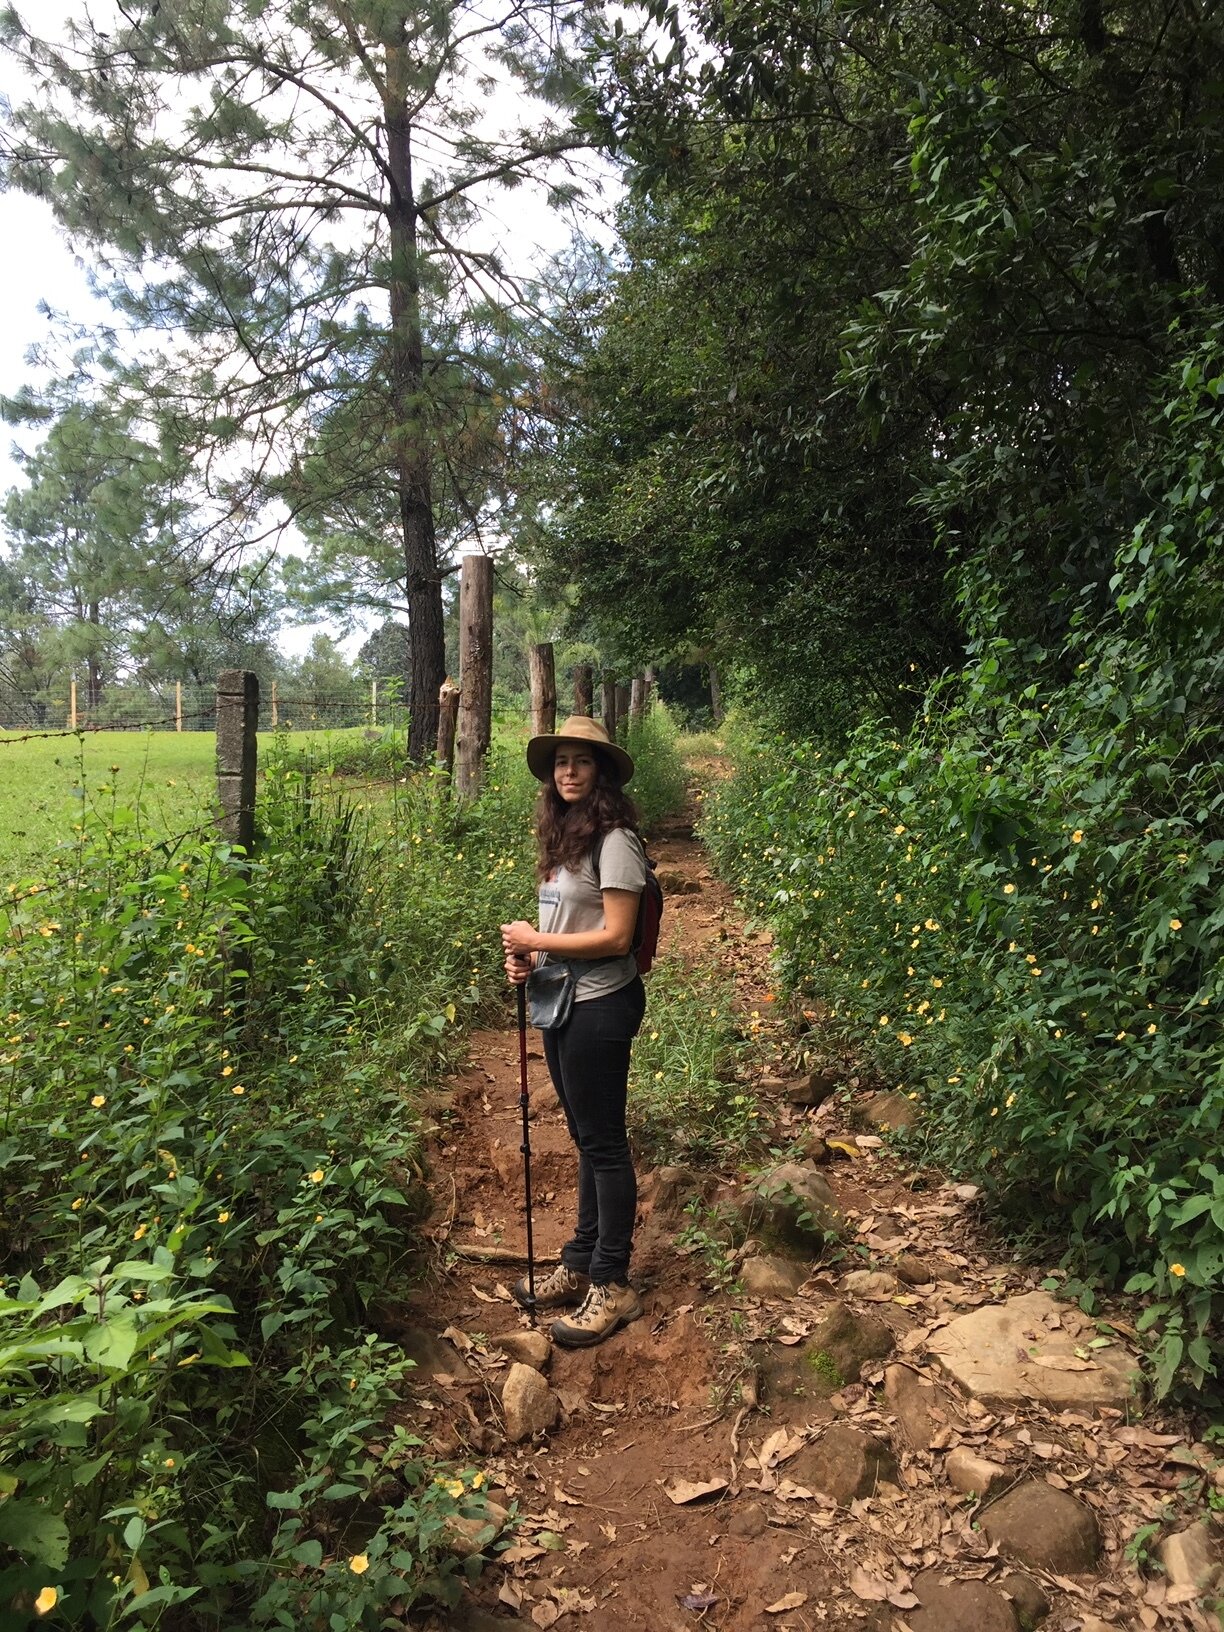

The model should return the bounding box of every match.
[0,755,532,1625]
[701,340,1224,1399]
[0,710,688,1625]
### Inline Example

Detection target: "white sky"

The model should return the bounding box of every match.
[0,4,620,660]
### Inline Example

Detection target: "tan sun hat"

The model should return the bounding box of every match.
[526,714,635,786]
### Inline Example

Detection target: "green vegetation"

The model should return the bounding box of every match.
[629,955,766,1165]
[0,728,411,880]
[0,741,539,1626]
[0,714,690,1624]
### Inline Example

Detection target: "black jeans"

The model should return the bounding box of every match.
[541,977,646,1286]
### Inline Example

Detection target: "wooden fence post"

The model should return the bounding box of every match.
[529,642,556,738]
[175,680,183,733]
[271,680,279,730]
[709,664,724,726]
[69,679,77,731]
[455,554,494,799]
[572,664,593,716]
[216,669,259,852]
[629,673,647,728]
[436,678,460,772]
[615,682,630,737]
[601,672,617,741]
[371,678,378,728]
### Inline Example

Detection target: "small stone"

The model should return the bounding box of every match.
[493,1330,551,1372]
[792,1423,899,1506]
[441,1499,510,1558]
[740,1255,809,1298]
[908,1573,1020,1632]
[945,1446,1008,1498]
[501,1361,559,1443]
[896,1253,937,1285]
[395,1325,471,1383]
[807,1301,895,1383]
[787,1069,839,1108]
[726,1501,768,1538]
[794,1128,830,1163]
[747,1160,843,1249]
[980,1480,1101,1573]
[1156,1523,1223,1593]
[884,1364,964,1451]
[647,1165,698,1220]
[862,1091,918,1130]
[997,1572,1050,1626]
[842,1268,899,1300]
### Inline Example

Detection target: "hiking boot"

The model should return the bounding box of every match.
[512,1262,589,1310]
[550,1282,643,1348]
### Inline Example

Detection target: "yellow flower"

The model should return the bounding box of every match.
[898,1033,913,1047]
[1071,830,1083,843]
[231,1084,245,1096]
[932,977,943,989]
[1146,1023,1157,1035]
[91,1094,106,1108]
[924,918,939,931]
[1170,1263,1186,1277]
[1002,883,1016,895]
[164,1456,176,1468]
[349,1553,370,1575]
[221,1065,233,1077]
[893,823,906,835]
[34,1587,58,1615]
[70,1198,83,1211]
[133,1224,148,1241]
[218,1211,231,1224]
[1169,918,1182,931]
[879,1015,890,1026]
[309,1169,325,1184]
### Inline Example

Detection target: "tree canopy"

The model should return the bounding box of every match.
[1,0,605,753]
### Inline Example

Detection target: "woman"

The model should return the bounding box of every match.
[501,715,648,1348]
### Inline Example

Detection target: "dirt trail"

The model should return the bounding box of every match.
[395,793,1222,1632]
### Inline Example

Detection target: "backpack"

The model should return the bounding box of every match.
[593,830,664,975]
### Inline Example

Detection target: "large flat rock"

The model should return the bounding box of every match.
[925,1290,1139,1408]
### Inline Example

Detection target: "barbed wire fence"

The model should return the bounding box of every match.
[0,676,413,739]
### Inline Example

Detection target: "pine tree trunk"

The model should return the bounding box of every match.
[385,41,445,763]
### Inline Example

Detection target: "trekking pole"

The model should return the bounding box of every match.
[516,978,537,1312]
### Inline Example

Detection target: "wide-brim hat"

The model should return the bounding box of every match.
[526,714,635,786]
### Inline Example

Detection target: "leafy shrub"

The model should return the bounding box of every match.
[626,703,688,832]
[0,742,539,1624]
[629,957,765,1164]
[702,330,1224,1397]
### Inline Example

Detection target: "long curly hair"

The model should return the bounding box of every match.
[535,746,641,880]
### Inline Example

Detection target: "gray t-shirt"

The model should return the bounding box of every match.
[538,826,648,1001]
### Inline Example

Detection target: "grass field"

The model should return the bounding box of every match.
[0,727,387,882]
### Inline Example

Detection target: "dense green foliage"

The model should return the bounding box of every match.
[0,743,540,1625]
[522,0,1224,1397]
[703,325,1224,1394]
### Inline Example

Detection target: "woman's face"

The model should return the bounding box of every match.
[553,743,599,804]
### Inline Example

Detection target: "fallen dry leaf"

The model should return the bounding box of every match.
[441,1325,473,1352]
[1031,1355,1099,1372]
[552,1486,583,1506]
[470,1286,497,1303]
[664,1477,729,1505]
[531,1602,559,1628]
[758,1428,806,1468]
[499,1582,523,1610]
[678,1594,720,1612]
[849,1568,890,1602]
[765,1590,808,1614]
[774,1478,815,1500]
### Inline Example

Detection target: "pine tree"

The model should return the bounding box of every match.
[1,0,600,757]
